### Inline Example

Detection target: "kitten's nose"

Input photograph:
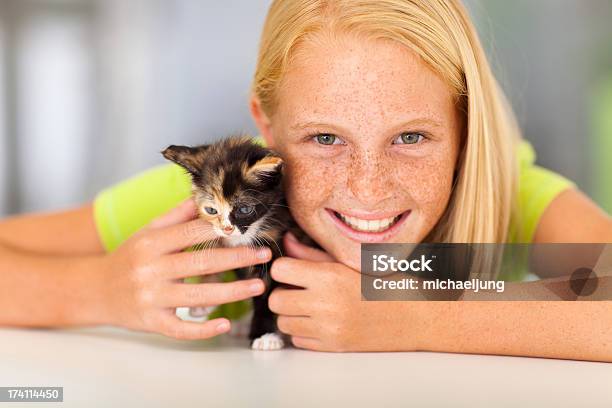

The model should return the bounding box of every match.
[222,225,235,235]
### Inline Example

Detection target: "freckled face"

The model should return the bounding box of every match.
[266,33,462,271]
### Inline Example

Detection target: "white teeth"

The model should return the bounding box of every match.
[358,219,368,231]
[337,213,401,233]
[368,220,381,231]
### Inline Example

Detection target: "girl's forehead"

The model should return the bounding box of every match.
[275,34,456,124]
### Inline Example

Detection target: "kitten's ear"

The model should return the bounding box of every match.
[161,145,208,177]
[246,155,283,183]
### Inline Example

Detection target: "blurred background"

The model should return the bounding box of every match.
[0,0,610,216]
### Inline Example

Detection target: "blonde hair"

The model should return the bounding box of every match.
[251,0,521,243]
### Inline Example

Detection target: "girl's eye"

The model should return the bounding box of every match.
[314,133,343,145]
[238,205,254,215]
[204,207,217,215]
[394,132,425,145]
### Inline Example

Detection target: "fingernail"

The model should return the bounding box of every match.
[286,232,297,242]
[216,321,230,333]
[250,281,264,294]
[257,248,271,259]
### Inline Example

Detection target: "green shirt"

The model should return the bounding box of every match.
[93,139,573,313]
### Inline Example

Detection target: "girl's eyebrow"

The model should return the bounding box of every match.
[391,118,444,130]
[290,117,444,132]
[290,121,334,131]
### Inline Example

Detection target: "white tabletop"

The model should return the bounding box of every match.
[1,326,611,407]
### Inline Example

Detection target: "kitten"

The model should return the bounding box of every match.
[162,135,308,350]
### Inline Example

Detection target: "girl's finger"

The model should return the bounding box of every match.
[147,198,198,230]
[283,232,334,262]
[268,287,312,316]
[132,198,222,255]
[159,315,231,340]
[135,217,218,255]
[158,246,272,279]
[276,315,317,337]
[291,336,323,351]
[270,257,316,288]
[161,279,265,308]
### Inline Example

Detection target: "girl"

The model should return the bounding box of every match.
[1,0,611,361]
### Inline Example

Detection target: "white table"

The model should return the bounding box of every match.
[1,326,611,407]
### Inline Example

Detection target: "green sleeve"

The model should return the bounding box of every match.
[511,141,576,244]
[500,141,575,281]
[93,163,192,253]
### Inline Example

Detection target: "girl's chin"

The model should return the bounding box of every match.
[327,245,363,271]
[324,230,424,272]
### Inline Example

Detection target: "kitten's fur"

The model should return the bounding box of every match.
[162,135,311,350]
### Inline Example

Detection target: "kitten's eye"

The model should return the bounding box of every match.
[238,205,254,215]
[393,132,425,145]
[314,133,343,145]
[204,207,217,215]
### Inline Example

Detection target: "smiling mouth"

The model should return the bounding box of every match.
[332,210,404,233]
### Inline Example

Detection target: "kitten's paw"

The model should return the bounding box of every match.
[251,332,284,351]
[189,306,216,318]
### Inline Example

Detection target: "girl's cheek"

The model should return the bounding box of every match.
[396,156,455,220]
[284,154,339,211]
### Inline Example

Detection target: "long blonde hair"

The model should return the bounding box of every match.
[251,0,521,243]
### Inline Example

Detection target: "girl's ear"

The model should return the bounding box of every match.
[249,95,274,147]
[161,144,209,177]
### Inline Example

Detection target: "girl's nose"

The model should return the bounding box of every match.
[348,154,394,206]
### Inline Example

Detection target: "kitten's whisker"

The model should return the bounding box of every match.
[202,237,220,258]
[269,203,291,209]
[252,236,270,280]
[192,241,204,252]
[261,218,284,230]
[194,236,218,264]
[259,232,283,258]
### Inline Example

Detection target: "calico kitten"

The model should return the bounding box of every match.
[162,135,306,350]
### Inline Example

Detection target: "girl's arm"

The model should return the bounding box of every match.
[0,204,109,326]
[0,244,111,327]
[534,188,612,245]
[0,203,105,255]
[0,203,112,326]
[424,187,612,360]
[409,301,612,361]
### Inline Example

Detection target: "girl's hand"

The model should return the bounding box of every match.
[99,198,271,340]
[269,233,426,352]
